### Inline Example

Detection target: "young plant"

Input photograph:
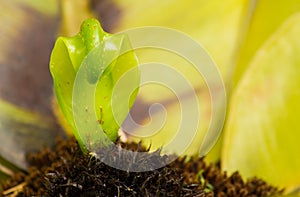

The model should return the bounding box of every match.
[50,18,140,152]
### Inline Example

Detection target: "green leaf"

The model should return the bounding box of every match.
[50,18,140,150]
[222,13,300,192]
[113,0,249,78]
[112,0,249,159]
[232,0,300,88]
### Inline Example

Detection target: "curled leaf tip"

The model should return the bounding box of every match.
[50,18,140,152]
[80,18,106,54]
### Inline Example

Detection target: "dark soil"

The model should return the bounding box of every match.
[1,137,283,197]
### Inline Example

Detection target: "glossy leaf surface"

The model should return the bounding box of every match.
[50,18,140,150]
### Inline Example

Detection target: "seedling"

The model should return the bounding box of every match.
[50,18,140,152]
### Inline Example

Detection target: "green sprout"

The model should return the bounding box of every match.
[50,18,140,152]
[196,169,214,193]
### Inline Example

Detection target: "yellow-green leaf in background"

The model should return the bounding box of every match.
[232,0,300,88]
[112,0,250,160]
[222,13,300,192]
[113,0,249,79]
